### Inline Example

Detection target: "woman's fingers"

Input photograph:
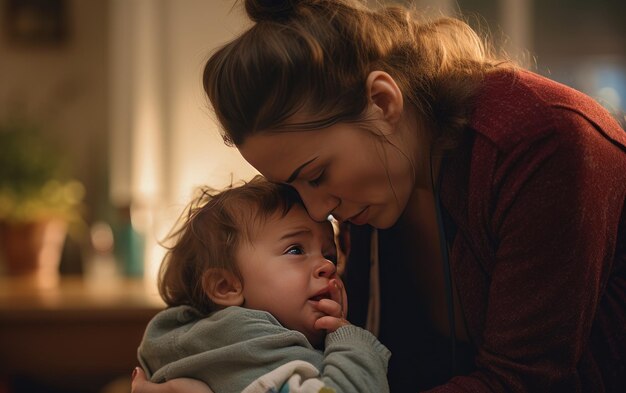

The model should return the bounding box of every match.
[131,368,153,393]
[131,367,213,393]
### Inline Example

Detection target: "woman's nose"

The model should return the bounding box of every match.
[298,188,339,222]
[315,259,337,278]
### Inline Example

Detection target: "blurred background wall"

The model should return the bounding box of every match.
[1,0,624,279]
[0,0,109,223]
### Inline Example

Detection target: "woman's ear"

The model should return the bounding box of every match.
[366,71,404,129]
[201,268,244,307]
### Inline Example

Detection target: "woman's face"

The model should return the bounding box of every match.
[239,122,417,229]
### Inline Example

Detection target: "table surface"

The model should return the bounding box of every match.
[0,274,164,316]
[0,274,166,391]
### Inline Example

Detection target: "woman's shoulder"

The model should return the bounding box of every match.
[469,68,626,152]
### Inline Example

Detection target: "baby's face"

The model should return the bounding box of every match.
[236,204,340,346]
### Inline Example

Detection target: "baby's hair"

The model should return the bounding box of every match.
[158,175,302,314]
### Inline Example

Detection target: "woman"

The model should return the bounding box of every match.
[133,0,626,391]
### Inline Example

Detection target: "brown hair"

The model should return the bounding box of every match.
[203,0,514,151]
[158,175,302,314]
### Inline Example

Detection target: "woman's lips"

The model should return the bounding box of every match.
[348,207,369,225]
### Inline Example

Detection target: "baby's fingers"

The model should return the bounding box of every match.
[314,315,349,333]
[329,278,348,317]
[316,298,343,318]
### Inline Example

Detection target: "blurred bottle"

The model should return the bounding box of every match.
[86,220,117,281]
[113,205,144,277]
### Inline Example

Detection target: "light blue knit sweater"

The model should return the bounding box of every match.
[138,306,390,393]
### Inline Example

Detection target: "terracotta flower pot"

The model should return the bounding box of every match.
[0,219,68,281]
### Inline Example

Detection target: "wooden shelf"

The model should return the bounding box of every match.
[0,275,165,392]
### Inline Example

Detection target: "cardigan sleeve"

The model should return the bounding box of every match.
[428,114,625,391]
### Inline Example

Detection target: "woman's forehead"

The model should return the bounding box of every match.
[239,130,328,181]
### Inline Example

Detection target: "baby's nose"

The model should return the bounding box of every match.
[315,259,337,278]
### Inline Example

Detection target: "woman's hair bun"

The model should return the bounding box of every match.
[244,0,304,23]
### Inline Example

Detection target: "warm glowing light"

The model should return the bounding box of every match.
[597,86,622,110]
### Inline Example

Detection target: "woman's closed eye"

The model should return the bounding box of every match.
[308,169,325,188]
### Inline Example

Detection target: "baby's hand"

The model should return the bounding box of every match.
[313,278,349,333]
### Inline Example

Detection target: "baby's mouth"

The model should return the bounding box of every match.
[309,290,331,302]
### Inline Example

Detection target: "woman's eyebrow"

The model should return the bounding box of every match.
[285,157,318,183]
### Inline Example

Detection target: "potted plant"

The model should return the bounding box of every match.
[0,119,85,279]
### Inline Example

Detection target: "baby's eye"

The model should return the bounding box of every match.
[285,245,304,255]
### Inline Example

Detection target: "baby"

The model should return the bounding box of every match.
[138,176,390,393]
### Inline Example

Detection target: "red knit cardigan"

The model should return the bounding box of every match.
[344,69,626,392]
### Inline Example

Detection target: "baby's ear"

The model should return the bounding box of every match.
[201,268,244,307]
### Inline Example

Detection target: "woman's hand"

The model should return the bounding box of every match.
[131,368,213,393]
[314,278,349,332]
